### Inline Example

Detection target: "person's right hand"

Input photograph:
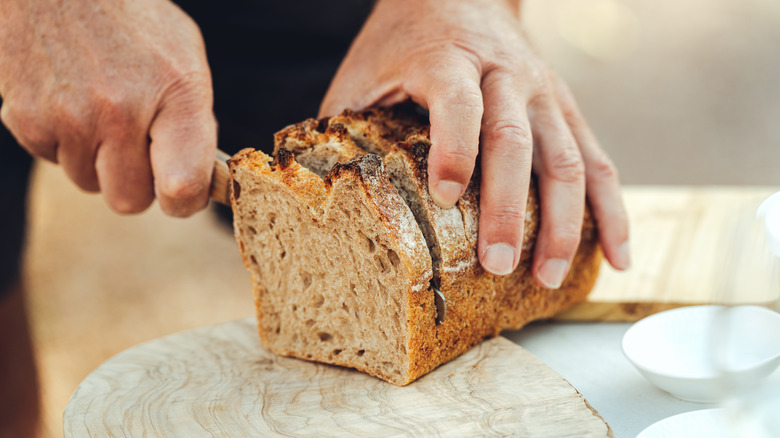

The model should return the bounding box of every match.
[0,0,217,217]
[321,0,630,287]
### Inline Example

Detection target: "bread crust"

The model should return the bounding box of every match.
[230,105,603,386]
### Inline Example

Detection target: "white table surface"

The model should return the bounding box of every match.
[503,321,780,438]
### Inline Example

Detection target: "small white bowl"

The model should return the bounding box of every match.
[638,400,780,438]
[637,408,729,438]
[622,305,780,403]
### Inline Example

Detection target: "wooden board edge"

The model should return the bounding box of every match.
[555,300,779,322]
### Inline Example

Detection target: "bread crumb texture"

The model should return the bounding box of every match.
[228,103,602,385]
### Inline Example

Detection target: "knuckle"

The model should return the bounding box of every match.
[559,104,580,124]
[94,91,128,119]
[163,71,212,105]
[52,98,89,135]
[545,228,582,253]
[484,120,533,152]
[545,145,585,183]
[432,78,482,111]
[1,101,52,151]
[526,68,557,107]
[0,99,16,126]
[589,151,619,181]
[436,144,479,166]
[486,202,527,227]
[1,98,26,127]
[89,89,138,131]
[534,67,556,94]
[50,90,106,142]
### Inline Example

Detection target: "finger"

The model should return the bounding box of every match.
[407,56,483,208]
[57,136,100,193]
[149,83,216,218]
[554,75,630,270]
[94,129,155,215]
[95,137,154,214]
[477,69,533,275]
[529,93,586,289]
[53,105,100,192]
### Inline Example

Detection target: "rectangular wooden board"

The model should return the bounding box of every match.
[557,186,780,322]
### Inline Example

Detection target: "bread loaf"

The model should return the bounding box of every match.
[228,104,602,385]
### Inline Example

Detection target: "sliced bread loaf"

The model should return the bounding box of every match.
[228,105,602,385]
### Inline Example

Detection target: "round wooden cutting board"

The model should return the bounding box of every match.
[64,318,611,437]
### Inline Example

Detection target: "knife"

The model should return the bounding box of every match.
[209,149,232,206]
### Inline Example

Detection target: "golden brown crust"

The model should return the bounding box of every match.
[233,104,603,386]
[327,105,427,156]
[394,125,600,383]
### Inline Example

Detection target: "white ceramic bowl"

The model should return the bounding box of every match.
[637,408,729,438]
[638,400,780,438]
[622,305,780,403]
[757,190,780,257]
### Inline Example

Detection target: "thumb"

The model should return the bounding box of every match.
[319,63,404,118]
[319,78,369,118]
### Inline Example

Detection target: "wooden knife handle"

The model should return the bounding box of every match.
[210,149,232,206]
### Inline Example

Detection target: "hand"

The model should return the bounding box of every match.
[0,0,217,217]
[321,0,630,286]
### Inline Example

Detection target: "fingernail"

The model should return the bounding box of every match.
[614,241,632,270]
[538,258,569,289]
[482,243,516,276]
[431,180,463,208]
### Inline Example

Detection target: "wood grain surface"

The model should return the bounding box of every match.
[63,318,611,437]
[558,186,780,321]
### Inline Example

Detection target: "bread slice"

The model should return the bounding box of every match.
[229,148,434,384]
[228,105,603,385]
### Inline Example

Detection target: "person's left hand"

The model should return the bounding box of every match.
[320,0,630,287]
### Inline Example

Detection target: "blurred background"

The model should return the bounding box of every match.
[19,0,780,436]
[525,0,780,185]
